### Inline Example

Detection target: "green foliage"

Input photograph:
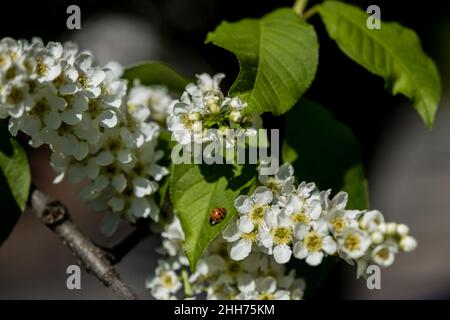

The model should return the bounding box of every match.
[281,141,299,164]
[318,1,441,128]
[206,8,319,115]
[170,163,257,270]
[123,62,189,93]
[283,99,368,210]
[0,123,31,245]
[342,164,369,210]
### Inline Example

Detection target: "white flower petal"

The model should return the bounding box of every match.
[322,236,337,255]
[294,224,310,240]
[237,273,255,293]
[96,150,114,166]
[92,175,109,191]
[112,174,127,192]
[273,245,292,264]
[117,149,133,164]
[234,195,253,214]
[129,197,150,218]
[238,216,254,233]
[73,141,89,161]
[108,197,125,212]
[275,163,294,181]
[60,134,79,156]
[99,110,118,128]
[252,186,273,205]
[44,110,61,129]
[306,252,324,266]
[223,221,240,242]
[332,191,348,210]
[256,276,276,294]
[230,239,252,261]
[149,164,169,181]
[61,109,82,125]
[133,177,153,198]
[293,242,308,259]
[257,229,273,249]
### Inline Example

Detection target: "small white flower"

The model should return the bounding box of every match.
[197,73,225,92]
[133,176,158,198]
[33,42,63,82]
[223,220,255,261]
[146,260,182,300]
[74,52,105,98]
[338,228,371,259]
[1,80,34,118]
[283,193,322,230]
[258,211,294,264]
[234,186,273,232]
[293,221,337,266]
[359,210,385,232]
[321,190,348,214]
[258,163,295,195]
[167,102,202,145]
[160,217,185,257]
[371,242,398,267]
[129,196,158,221]
[325,208,361,236]
[237,276,290,300]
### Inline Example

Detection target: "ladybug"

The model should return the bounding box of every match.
[209,207,227,226]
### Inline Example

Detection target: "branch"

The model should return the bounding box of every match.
[29,186,137,300]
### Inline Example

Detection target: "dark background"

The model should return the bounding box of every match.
[0,0,449,299]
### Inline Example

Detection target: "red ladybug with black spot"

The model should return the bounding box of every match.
[209,207,227,226]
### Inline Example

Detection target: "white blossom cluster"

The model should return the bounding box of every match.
[128,81,173,124]
[147,216,305,300]
[224,163,418,277]
[1,36,418,298]
[167,73,262,151]
[0,37,172,234]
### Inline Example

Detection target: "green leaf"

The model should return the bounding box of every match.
[206,8,319,115]
[123,62,189,93]
[283,99,368,210]
[342,164,369,210]
[170,163,256,270]
[281,141,298,164]
[0,122,31,245]
[318,1,441,128]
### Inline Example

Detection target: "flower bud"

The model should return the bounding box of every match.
[400,236,417,252]
[371,231,384,244]
[396,224,409,236]
[386,222,397,235]
[230,110,242,122]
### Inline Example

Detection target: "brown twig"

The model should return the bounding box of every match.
[29,186,137,300]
